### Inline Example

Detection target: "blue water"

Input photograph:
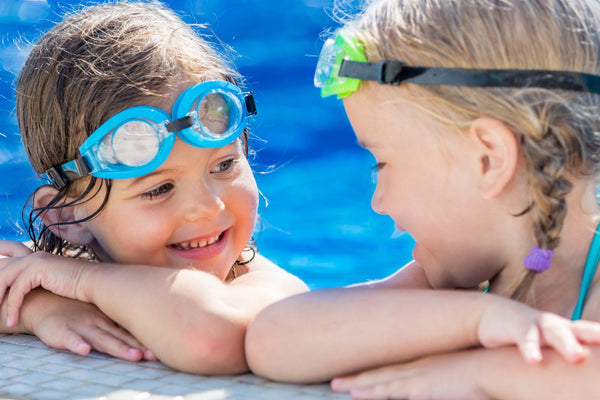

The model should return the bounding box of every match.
[0,0,415,289]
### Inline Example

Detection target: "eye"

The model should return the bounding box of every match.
[371,162,386,183]
[372,162,386,172]
[211,157,239,174]
[141,182,174,199]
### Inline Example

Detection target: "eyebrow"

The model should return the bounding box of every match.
[126,169,175,187]
[357,138,377,149]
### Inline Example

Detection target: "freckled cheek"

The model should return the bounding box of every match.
[228,174,259,238]
[100,209,174,264]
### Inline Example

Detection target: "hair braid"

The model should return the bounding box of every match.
[507,103,574,301]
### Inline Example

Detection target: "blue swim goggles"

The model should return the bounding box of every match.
[44,80,257,189]
[315,30,600,98]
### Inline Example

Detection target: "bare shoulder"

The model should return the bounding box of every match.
[232,253,309,294]
[357,260,432,289]
[580,282,600,321]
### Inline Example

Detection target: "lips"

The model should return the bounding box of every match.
[170,232,223,250]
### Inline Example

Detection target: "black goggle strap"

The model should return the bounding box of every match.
[43,156,92,190]
[339,60,600,94]
[165,115,194,133]
[244,92,257,116]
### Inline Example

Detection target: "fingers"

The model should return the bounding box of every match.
[5,272,39,327]
[0,240,32,258]
[331,366,407,393]
[571,320,600,344]
[332,369,419,400]
[91,321,156,361]
[517,325,543,364]
[63,330,92,356]
[538,315,587,363]
[350,385,393,400]
[89,330,144,362]
[39,327,92,356]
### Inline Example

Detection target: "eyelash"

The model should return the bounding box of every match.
[211,157,238,174]
[141,182,174,200]
[139,157,238,199]
[371,162,385,183]
[372,162,385,172]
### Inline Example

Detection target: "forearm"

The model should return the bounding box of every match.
[246,288,498,382]
[83,261,307,374]
[472,346,600,399]
[82,264,248,373]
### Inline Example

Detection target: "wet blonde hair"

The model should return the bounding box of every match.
[17,1,245,258]
[343,0,600,300]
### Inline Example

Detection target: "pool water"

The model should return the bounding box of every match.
[0,0,415,289]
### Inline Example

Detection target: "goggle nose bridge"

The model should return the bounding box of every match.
[164,115,195,134]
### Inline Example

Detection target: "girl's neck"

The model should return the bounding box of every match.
[490,180,600,316]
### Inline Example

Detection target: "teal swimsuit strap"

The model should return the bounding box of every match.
[571,223,600,321]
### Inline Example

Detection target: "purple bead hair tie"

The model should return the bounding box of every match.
[524,246,554,273]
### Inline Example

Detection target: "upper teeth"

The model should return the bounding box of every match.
[174,234,220,250]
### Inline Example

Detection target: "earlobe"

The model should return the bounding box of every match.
[468,117,520,199]
[32,186,95,246]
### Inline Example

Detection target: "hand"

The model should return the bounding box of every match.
[331,351,488,400]
[477,299,600,364]
[0,240,33,258]
[0,251,96,327]
[26,290,156,362]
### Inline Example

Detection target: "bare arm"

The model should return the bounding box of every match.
[245,262,598,383]
[332,345,600,399]
[81,254,307,373]
[0,241,151,361]
[245,286,569,383]
[0,251,308,374]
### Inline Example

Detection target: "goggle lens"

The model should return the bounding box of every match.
[314,37,337,89]
[196,91,239,137]
[314,32,366,98]
[100,119,161,167]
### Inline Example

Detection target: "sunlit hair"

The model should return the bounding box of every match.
[343,0,600,300]
[17,0,247,259]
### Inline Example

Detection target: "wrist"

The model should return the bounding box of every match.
[77,260,102,303]
[475,293,511,347]
[19,289,53,334]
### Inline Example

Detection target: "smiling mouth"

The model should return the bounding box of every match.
[170,232,224,250]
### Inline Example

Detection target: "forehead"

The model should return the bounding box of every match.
[343,85,405,149]
[343,84,453,152]
[144,80,196,114]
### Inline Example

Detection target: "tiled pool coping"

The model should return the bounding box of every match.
[0,333,350,399]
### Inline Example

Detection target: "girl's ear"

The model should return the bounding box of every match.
[32,186,95,246]
[468,117,520,199]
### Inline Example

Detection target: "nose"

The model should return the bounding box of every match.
[183,179,225,221]
[371,181,387,215]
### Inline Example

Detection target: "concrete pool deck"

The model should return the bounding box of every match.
[0,333,350,399]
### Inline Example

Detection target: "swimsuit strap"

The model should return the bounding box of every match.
[571,222,600,320]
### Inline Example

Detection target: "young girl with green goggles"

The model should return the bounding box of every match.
[246,0,600,397]
[0,1,307,374]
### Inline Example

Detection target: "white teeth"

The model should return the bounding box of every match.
[173,234,220,250]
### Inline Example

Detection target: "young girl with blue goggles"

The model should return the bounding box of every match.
[0,1,307,374]
[247,0,600,398]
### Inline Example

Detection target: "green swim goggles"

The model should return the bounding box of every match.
[314,30,600,98]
